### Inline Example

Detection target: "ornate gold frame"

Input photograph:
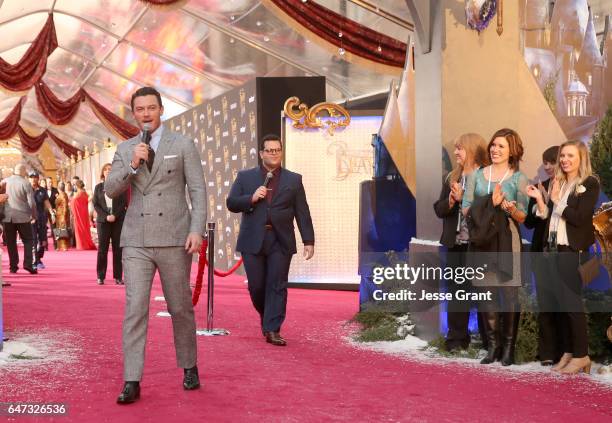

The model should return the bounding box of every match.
[283,97,351,136]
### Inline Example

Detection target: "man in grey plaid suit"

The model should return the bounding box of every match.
[105,87,206,405]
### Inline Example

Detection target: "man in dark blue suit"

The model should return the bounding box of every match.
[227,134,314,346]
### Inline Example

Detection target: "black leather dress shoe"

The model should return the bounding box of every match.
[97,278,104,285]
[266,332,287,346]
[24,267,37,274]
[183,366,201,390]
[117,381,140,404]
[9,268,17,274]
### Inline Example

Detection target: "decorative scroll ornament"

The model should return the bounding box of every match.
[465,0,500,34]
[283,96,350,136]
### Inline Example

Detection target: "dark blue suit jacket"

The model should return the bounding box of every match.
[226,167,314,255]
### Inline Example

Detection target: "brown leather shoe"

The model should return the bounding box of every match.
[265,332,287,346]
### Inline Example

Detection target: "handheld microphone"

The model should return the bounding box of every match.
[263,171,273,187]
[139,123,152,167]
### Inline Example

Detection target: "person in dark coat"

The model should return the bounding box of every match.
[433,133,489,351]
[93,163,128,285]
[526,140,599,375]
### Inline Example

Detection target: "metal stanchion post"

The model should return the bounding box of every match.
[196,222,229,336]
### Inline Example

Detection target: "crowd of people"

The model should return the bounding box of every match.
[434,129,600,375]
[0,163,125,285]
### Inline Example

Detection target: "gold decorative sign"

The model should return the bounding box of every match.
[283,96,351,136]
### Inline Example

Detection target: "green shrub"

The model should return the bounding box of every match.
[427,335,481,359]
[351,311,405,342]
[515,311,539,364]
[590,105,612,198]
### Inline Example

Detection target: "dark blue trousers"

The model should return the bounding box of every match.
[242,229,293,333]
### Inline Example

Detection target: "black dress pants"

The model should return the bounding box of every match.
[445,243,471,349]
[4,222,34,271]
[242,229,293,333]
[554,246,588,358]
[532,253,563,361]
[96,220,124,280]
[32,219,47,265]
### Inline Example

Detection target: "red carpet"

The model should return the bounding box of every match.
[2,246,612,422]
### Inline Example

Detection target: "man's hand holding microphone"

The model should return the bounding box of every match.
[130,123,151,169]
[251,171,273,204]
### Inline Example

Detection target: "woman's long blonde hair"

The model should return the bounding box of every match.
[447,133,489,185]
[553,140,595,192]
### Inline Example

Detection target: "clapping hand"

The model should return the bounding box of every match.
[501,199,517,214]
[550,179,561,205]
[492,184,505,207]
[537,181,549,204]
[450,182,463,202]
[526,184,543,201]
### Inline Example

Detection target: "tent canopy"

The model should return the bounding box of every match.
[0,0,411,163]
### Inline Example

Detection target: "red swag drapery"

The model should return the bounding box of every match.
[35,81,139,140]
[17,126,82,157]
[0,97,25,139]
[83,91,139,139]
[0,99,82,156]
[0,12,138,156]
[46,130,82,157]
[0,14,58,92]
[35,80,84,125]
[268,0,406,68]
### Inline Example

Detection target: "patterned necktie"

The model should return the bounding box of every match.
[144,132,154,172]
[147,147,155,172]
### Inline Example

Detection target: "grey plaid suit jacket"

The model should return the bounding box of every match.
[105,127,207,248]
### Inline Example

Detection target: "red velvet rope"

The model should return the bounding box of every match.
[192,239,244,306]
[192,240,208,306]
[0,14,58,92]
